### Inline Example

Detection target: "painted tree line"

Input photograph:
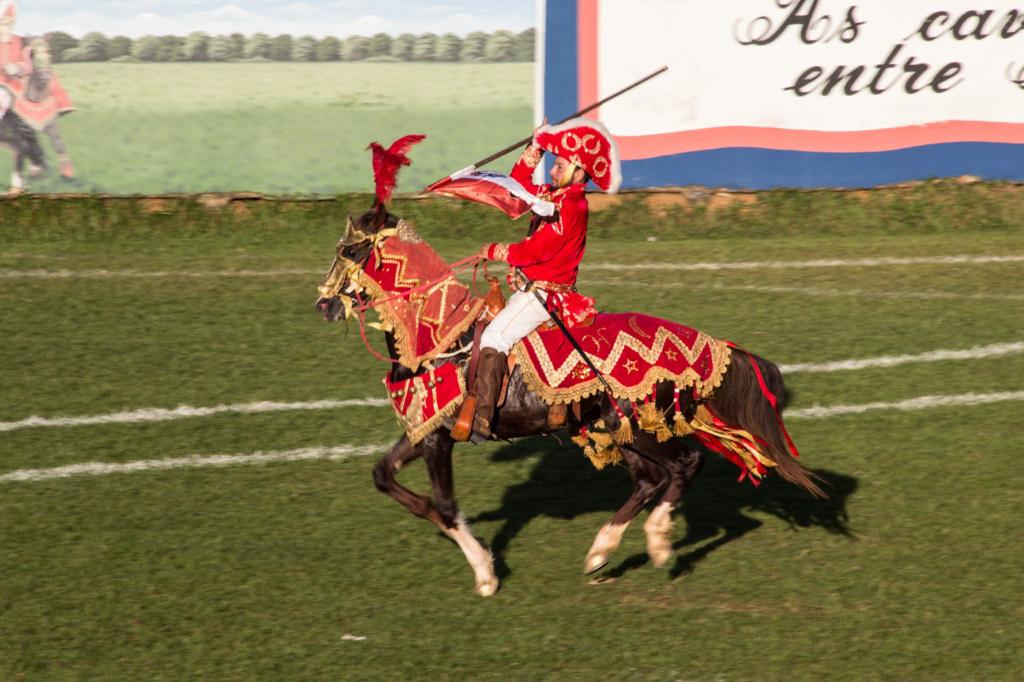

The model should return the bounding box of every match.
[44,29,535,63]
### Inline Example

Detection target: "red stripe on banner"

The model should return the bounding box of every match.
[616,121,1024,159]
[577,0,600,115]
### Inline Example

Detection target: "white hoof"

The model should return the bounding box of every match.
[647,539,672,568]
[644,502,675,569]
[444,515,498,597]
[475,577,499,597]
[584,522,628,574]
[584,552,608,574]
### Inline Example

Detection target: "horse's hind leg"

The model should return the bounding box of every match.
[422,432,498,597]
[584,448,668,574]
[644,445,705,568]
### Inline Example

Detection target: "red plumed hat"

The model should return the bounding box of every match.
[534,117,621,193]
[367,134,425,205]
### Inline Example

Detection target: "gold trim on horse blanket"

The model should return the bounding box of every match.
[355,222,485,370]
[512,312,732,404]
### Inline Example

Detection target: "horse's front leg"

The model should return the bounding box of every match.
[372,433,497,596]
[584,447,669,574]
[423,432,498,597]
[373,435,439,523]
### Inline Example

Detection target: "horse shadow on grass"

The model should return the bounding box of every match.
[469,436,857,582]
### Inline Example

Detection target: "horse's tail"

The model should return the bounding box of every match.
[707,349,827,498]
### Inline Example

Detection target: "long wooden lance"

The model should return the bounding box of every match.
[428,65,668,185]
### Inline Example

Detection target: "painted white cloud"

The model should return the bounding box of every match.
[186,4,258,22]
[13,0,532,38]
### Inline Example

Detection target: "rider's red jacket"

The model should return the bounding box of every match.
[485,145,589,289]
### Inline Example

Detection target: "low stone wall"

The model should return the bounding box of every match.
[0,175,996,216]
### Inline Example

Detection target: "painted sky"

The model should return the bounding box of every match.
[13,1,535,38]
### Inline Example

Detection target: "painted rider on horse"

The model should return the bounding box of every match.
[468,117,622,439]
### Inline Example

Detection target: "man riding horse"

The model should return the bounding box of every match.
[468,117,619,440]
[314,123,824,595]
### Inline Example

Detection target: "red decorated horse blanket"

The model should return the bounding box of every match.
[512,313,731,404]
[384,361,466,444]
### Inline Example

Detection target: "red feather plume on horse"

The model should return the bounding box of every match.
[368,134,426,205]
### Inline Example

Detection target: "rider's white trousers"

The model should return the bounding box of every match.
[480,289,550,354]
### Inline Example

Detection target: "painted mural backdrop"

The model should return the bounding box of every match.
[542,0,1024,189]
[0,0,535,195]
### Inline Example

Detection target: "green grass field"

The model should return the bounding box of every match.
[2,62,533,194]
[1,200,1022,680]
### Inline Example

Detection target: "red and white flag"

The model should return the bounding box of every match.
[426,167,555,220]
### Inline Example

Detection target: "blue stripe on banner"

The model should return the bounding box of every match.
[621,143,1024,190]
[544,0,578,123]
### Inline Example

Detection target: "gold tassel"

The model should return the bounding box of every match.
[638,403,673,442]
[613,417,634,445]
[637,402,662,432]
[583,444,606,470]
[673,412,694,437]
[573,420,628,470]
[594,443,624,468]
[590,430,614,449]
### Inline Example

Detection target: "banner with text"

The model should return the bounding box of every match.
[541,0,1024,189]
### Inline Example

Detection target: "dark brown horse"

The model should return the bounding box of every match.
[316,206,824,596]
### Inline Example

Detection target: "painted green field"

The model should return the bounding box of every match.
[2,201,1023,680]
[1,62,533,194]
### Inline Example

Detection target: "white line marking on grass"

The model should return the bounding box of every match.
[0,398,390,433]
[701,282,1024,302]
[786,390,1024,419]
[780,342,1024,374]
[5,391,1024,483]
[5,342,1021,432]
[0,443,391,483]
[0,269,314,279]
[584,279,1024,302]
[3,254,1022,281]
[587,254,1024,272]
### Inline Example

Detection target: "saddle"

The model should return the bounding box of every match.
[450,278,569,441]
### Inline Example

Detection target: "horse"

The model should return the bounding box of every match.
[20,37,74,179]
[315,204,825,597]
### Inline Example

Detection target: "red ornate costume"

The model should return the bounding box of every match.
[487,153,590,288]
[464,117,621,440]
[484,117,622,327]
